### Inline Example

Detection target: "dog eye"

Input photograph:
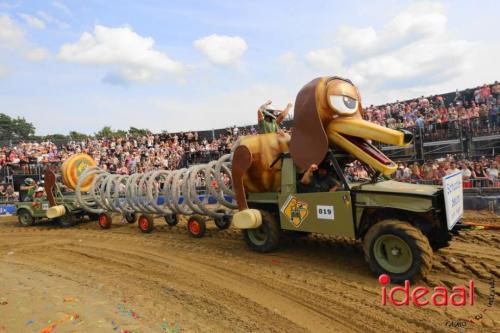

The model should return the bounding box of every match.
[329,95,358,115]
[343,96,357,109]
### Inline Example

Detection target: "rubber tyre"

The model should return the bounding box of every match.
[124,212,136,224]
[17,209,34,227]
[58,209,77,228]
[214,209,231,230]
[242,210,280,253]
[164,214,178,226]
[98,212,112,229]
[138,215,154,233]
[188,215,206,238]
[363,219,433,283]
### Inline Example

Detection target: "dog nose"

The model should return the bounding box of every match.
[399,129,413,144]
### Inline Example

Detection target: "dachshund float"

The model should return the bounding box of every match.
[231,76,413,226]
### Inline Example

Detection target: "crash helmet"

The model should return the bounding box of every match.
[24,178,35,185]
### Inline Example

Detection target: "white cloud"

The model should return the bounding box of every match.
[304,1,480,104]
[24,47,50,61]
[0,13,47,64]
[52,1,71,15]
[0,13,24,48]
[305,48,344,72]
[58,25,185,83]
[193,34,247,66]
[19,13,46,29]
[37,11,69,29]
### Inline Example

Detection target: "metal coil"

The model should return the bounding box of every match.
[74,153,236,219]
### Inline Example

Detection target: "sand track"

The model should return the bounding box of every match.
[0,216,498,333]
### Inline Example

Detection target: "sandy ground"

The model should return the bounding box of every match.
[0,214,499,333]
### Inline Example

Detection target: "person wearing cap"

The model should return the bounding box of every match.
[20,178,37,202]
[298,158,341,193]
[257,100,292,134]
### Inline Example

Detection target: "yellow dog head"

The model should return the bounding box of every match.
[289,76,413,175]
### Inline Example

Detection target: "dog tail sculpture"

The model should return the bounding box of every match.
[231,76,413,227]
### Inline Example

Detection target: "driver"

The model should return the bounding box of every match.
[298,159,341,193]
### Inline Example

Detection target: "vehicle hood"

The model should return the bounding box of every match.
[351,180,441,196]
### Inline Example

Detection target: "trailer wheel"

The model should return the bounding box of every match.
[164,214,178,226]
[124,211,136,224]
[188,215,206,238]
[98,212,112,229]
[138,215,154,233]
[17,209,34,227]
[243,210,280,253]
[214,209,231,230]
[58,210,77,228]
[363,219,433,283]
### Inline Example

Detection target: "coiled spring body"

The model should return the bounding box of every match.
[75,153,236,219]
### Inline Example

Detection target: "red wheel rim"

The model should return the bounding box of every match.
[189,220,200,234]
[139,217,149,230]
[99,215,107,227]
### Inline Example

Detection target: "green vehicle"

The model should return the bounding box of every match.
[242,152,461,282]
[15,180,98,228]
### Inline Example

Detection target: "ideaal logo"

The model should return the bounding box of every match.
[379,274,475,306]
[281,195,309,228]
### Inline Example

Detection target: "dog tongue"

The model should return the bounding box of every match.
[344,135,392,165]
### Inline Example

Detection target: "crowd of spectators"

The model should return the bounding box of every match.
[344,155,500,188]
[363,82,500,133]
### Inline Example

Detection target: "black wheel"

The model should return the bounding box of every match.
[363,219,433,283]
[124,211,137,224]
[214,209,231,230]
[187,215,206,238]
[164,214,178,226]
[243,210,280,253]
[98,212,112,229]
[138,215,154,233]
[58,208,77,228]
[17,209,34,227]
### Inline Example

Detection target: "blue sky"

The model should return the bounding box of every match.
[0,0,498,135]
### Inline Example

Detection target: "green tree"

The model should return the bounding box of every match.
[0,113,14,140]
[44,134,68,140]
[69,131,88,141]
[0,114,36,140]
[128,127,149,136]
[95,126,114,139]
[12,117,35,139]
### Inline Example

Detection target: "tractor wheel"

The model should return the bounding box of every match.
[58,210,77,228]
[363,219,433,283]
[98,212,112,229]
[17,209,34,227]
[214,209,231,230]
[138,215,154,233]
[164,214,178,226]
[187,215,206,238]
[124,211,137,224]
[243,210,280,253]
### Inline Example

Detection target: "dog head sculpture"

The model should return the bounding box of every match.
[289,76,413,175]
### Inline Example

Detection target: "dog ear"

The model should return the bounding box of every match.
[289,78,328,173]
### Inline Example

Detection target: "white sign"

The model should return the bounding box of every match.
[42,203,49,210]
[443,172,463,230]
[317,205,334,220]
